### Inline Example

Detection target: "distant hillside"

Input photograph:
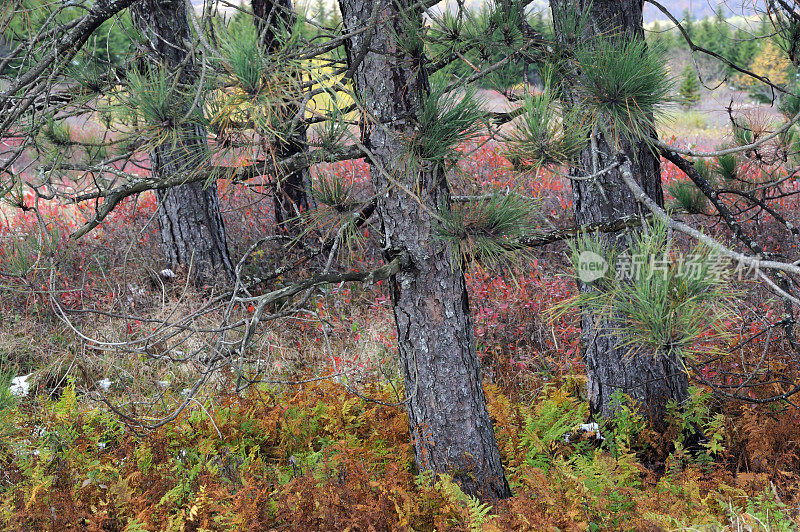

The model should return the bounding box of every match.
[194,0,764,24]
[643,0,763,22]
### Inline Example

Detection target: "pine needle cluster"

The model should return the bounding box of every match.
[411,85,484,166]
[667,159,714,214]
[573,39,673,143]
[212,22,303,144]
[564,218,734,362]
[436,192,541,269]
[505,79,587,170]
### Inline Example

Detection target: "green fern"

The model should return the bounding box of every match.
[54,378,78,422]
[466,496,496,532]
[0,370,17,414]
[520,386,588,471]
[435,473,497,531]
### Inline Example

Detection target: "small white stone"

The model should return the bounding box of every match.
[9,373,32,396]
[578,422,605,440]
[97,378,112,391]
[127,283,145,297]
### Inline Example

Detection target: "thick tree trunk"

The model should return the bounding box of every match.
[550,0,688,429]
[130,0,234,284]
[338,0,511,499]
[252,0,313,231]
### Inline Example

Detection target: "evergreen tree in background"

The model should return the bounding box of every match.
[679,63,702,107]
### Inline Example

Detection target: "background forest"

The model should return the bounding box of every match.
[2,0,800,530]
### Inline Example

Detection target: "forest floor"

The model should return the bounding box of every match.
[1,87,800,531]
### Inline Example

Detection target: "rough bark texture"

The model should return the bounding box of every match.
[550,0,688,429]
[338,0,511,499]
[252,0,313,231]
[130,0,233,284]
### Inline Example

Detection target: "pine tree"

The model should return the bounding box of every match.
[549,0,688,430]
[252,0,314,232]
[130,0,234,284]
[683,8,696,42]
[337,0,512,500]
[679,63,702,107]
[8,0,800,506]
[313,0,327,25]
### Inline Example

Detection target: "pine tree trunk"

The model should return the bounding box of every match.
[130,0,234,284]
[252,0,313,231]
[550,0,688,429]
[338,0,511,499]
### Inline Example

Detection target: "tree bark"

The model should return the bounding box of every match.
[550,0,688,430]
[252,0,313,232]
[337,0,511,499]
[130,0,234,284]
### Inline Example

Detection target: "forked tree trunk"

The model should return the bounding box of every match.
[252,0,313,231]
[131,0,234,284]
[550,0,688,429]
[338,0,511,499]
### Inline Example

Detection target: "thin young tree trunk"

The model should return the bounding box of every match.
[252,0,313,232]
[338,0,511,499]
[550,0,688,429]
[130,0,234,284]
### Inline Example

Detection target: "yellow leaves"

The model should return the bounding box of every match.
[108,475,134,506]
[739,40,793,87]
[25,479,49,510]
[187,484,208,522]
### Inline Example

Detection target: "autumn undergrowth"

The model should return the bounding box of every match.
[1,139,800,530]
[2,376,800,530]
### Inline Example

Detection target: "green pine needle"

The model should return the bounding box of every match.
[122,67,204,132]
[505,80,588,170]
[436,192,541,269]
[575,38,673,143]
[40,118,73,147]
[219,24,265,97]
[411,85,485,165]
[667,180,708,214]
[311,174,356,212]
[715,153,738,181]
[563,217,734,361]
[732,118,755,147]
